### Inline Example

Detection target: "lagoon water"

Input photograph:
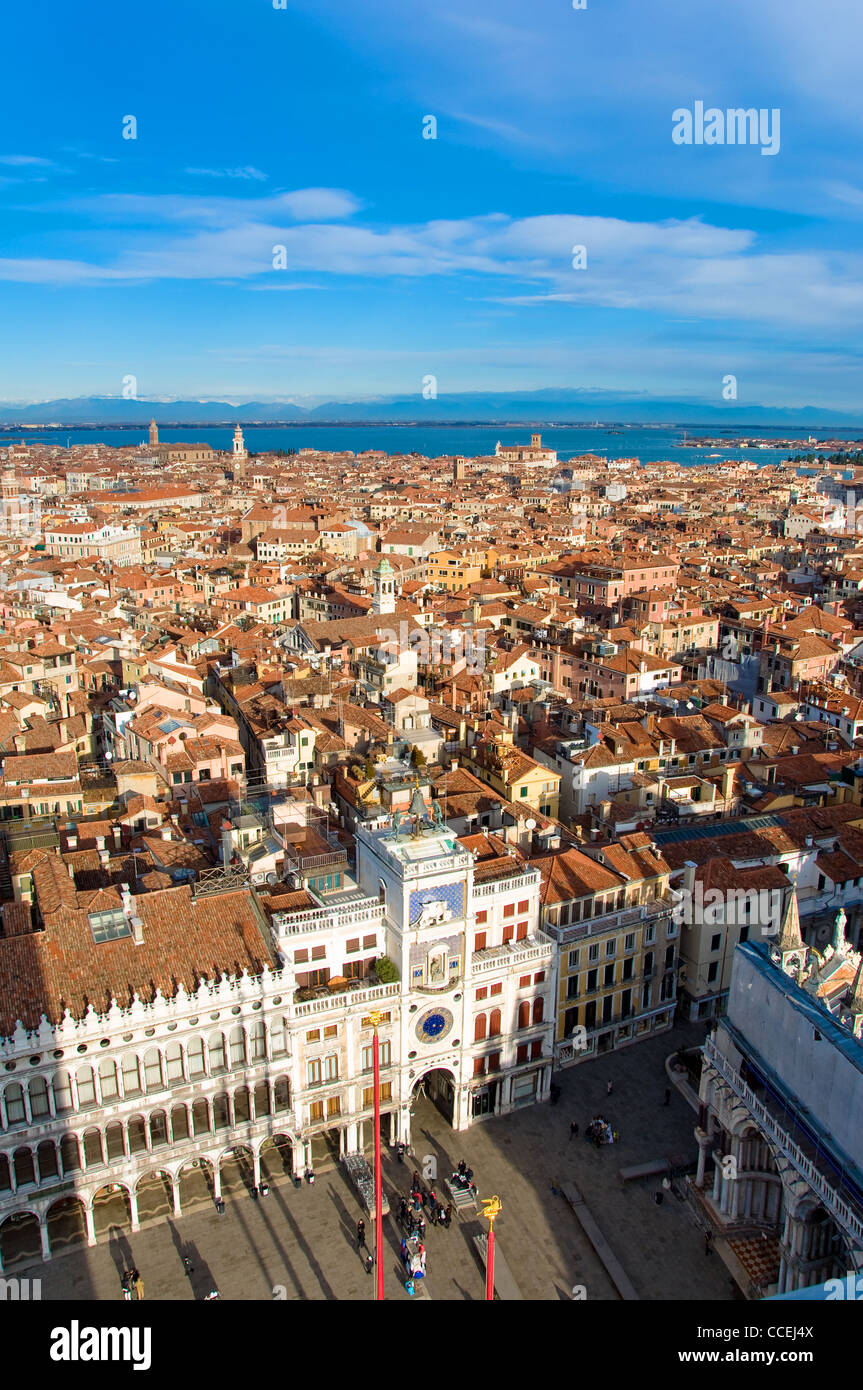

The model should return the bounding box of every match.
[6,423,855,467]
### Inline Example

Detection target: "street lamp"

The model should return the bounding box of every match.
[480,1194,502,1301]
[367,1008,385,1301]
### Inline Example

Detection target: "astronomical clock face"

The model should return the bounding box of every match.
[416,1007,454,1044]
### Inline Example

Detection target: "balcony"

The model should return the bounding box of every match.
[473,868,541,899]
[704,1035,863,1248]
[273,897,383,936]
[472,934,554,974]
[545,896,674,945]
[292,981,399,1018]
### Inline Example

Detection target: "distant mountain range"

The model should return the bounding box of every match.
[1,391,861,428]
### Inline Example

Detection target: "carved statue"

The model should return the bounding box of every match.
[833,907,848,953]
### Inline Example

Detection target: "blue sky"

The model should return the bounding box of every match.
[2,0,862,410]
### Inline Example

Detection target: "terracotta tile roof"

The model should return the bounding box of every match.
[0,884,276,1032]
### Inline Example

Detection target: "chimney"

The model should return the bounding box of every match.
[98,849,110,868]
[221,819,234,865]
[112,825,122,848]
[65,822,78,851]
[450,756,458,770]
[683,860,697,897]
[130,914,144,946]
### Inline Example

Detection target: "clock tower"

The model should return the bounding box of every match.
[356,818,474,1131]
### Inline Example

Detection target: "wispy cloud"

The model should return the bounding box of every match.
[186,166,268,182]
[0,154,55,167]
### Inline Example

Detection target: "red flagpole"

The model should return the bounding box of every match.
[373,1022,384,1300]
[481,1196,501,1301]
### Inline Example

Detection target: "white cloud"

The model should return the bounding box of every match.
[2,192,862,333]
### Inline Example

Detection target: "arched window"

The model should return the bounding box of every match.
[98,1059,119,1102]
[150,1111,169,1147]
[532,997,544,1025]
[186,1036,206,1078]
[489,1009,501,1037]
[29,1076,50,1118]
[517,1001,530,1030]
[269,1018,287,1058]
[60,1134,81,1174]
[273,1077,290,1113]
[4,1082,25,1124]
[171,1105,190,1143]
[76,1066,96,1108]
[127,1115,147,1154]
[37,1139,58,1182]
[0,1154,10,1191]
[165,1042,184,1084]
[192,1098,211,1136]
[229,1027,246,1069]
[474,1013,487,1043]
[213,1093,231,1130]
[253,1080,271,1118]
[83,1128,104,1167]
[53,1071,73,1114]
[121,1055,141,1096]
[13,1147,35,1186]
[143,1049,163,1092]
[105,1121,126,1162]
[208,1034,227,1074]
[249,1020,266,1062]
[234,1087,251,1123]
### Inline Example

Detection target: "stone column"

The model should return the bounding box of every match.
[84,1204,97,1247]
[695,1128,709,1187]
[128,1188,140,1233]
[711,1151,723,1203]
[171,1177,182,1217]
[291,1143,305,1179]
[212,1167,222,1201]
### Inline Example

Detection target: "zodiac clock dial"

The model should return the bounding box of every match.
[416,1007,454,1043]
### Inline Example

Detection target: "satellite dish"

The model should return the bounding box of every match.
[566,697,572,704]
[525,818,537,830]
[265,872,277,885]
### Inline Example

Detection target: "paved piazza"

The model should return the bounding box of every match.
[14,1022,733,1302]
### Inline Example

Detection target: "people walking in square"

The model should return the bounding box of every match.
[365,1252,374,1275]
[357,1218,366,1249]
[444,1203,453,1229]
[121,1270,132,1301]
[570,1120,579,1141]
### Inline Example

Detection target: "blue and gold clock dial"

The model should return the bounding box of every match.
[416,1007,454,1043]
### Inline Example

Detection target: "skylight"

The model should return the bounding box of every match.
[88,909,132,944]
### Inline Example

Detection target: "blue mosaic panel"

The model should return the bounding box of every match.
[409,882,465,927]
